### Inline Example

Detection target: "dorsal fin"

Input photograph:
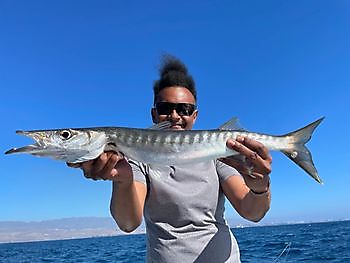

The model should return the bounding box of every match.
[218,117,246,131]
[149,121,172,130]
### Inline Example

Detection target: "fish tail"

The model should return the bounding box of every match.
[281,117,324,184]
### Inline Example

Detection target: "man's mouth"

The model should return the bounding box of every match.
[170,123,184,130]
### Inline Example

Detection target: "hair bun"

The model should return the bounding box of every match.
[153,54,197,104]
[159,54,188,77]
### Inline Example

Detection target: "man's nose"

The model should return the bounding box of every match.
[169,109,181,120]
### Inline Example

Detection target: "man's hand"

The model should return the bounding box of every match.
[67,152,133,186]
[221,136,272,193]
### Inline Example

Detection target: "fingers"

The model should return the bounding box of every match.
[227,137,271,169]
[229,137,271,162]
[66,162,82,168]
[219,156,257,178]
[226,136,272,192]
[80,160,96,178]
[80,152,122,181]
[91,153,110,173]
[241,137,272,162]
[99,153,121,179]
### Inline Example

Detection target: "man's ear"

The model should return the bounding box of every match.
[192,110,199,124]
[151,107,158,124]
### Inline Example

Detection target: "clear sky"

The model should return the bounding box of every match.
[1,0,349,224]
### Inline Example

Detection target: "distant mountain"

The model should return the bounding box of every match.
[2,216,346,244]
[0,217,145,244]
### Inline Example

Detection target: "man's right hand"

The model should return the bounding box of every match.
[67,152,133,185]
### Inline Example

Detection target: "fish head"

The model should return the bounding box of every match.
[5,128,108,163]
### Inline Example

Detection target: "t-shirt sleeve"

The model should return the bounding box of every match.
[127,158,147,184]
[215,159,240,183]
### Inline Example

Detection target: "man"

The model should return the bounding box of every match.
[75,56,271,262]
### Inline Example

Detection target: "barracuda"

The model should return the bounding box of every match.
[5,117,324,183]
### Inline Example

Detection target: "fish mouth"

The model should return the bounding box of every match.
[5,144,41,154]
[5,129,92,162]
[5,130,47,155]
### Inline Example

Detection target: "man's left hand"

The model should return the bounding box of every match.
[220,136,272,193]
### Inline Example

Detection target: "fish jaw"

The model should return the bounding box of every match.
[5,144,41,154]
[5,144,91,163]
[5,130,52,155]
[5,129,108,163]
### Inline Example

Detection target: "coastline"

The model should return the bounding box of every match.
[1,217,348,245]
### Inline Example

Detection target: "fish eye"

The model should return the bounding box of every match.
[59,130,72,140]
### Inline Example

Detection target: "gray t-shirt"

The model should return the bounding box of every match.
[129,159,241,263]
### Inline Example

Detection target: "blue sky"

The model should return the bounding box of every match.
[1,0,349,224]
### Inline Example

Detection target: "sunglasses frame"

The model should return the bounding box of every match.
[154,102,197,116]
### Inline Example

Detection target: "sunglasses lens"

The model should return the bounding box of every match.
[176,104,195,116]
[156,102,173,115]
[156,102,196,116]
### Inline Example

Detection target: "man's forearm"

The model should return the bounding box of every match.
[110,181,145,232]
[239,189,271,222]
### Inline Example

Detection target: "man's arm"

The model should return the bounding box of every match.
[110,180,146,232]
[70,152,147,232]
[221,175,270,222]
[220,136,272,222]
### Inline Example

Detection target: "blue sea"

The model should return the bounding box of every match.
[0,220,349,262]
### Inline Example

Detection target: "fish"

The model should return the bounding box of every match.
[5,117,324,183]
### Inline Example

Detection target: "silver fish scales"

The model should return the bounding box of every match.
[5,117,324,183]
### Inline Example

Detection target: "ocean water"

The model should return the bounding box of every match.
[0,220,349,262]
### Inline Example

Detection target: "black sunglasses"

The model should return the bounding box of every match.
[155,102,197,116]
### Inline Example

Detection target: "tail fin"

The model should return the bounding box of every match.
[281,117,324,184]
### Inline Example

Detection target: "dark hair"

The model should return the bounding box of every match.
[153,54,197,105]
